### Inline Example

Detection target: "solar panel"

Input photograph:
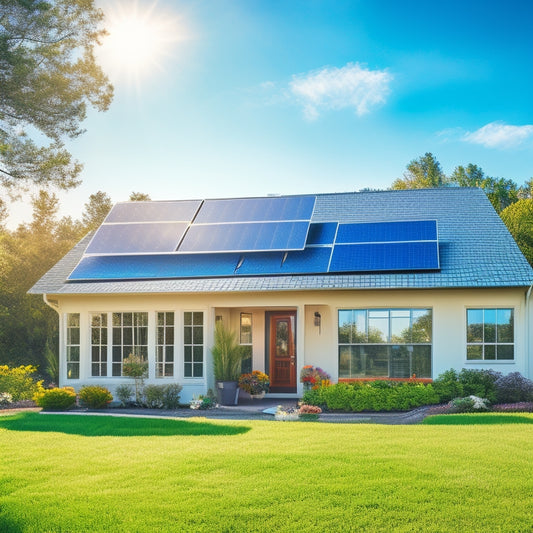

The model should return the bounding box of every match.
[306,222,338,245]
[329,242,440,272]
[178,221,311,253]
[194,195,315,223]
[68,253,242,280]
[336,220,437,244]
[85,222,188,255]
[105,200,201,223]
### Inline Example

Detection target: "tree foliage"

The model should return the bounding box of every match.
[129,192,151,201]
[500,199,533,266]
[0,0,113,191]
[82,190,112,231]
[391,153,447,189]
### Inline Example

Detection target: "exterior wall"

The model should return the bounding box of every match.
[52,287,532,402]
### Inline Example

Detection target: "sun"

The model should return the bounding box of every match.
[97,1,185,83]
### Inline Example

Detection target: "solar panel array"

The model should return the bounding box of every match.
[68,197,441,281]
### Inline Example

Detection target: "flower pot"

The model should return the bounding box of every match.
[216,381,240,406]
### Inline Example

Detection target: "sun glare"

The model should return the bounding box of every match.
[98,1,185,83]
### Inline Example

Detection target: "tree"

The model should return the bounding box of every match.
[129,192,151,201]
[81,190,112,231]
[449,164,486,187]
[519,178,533,199]
[500,199,533,266]
[0,0,113,191]
[391,153,447,190]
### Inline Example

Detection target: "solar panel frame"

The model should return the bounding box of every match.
[178,221,311,254]
[85,222,189,255]
[335,220,438,244]
[104,200,202,223]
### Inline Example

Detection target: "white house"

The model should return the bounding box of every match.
[30,188,533,402]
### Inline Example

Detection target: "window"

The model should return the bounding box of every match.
[467,308,514,361]
[156,312,174,377]
[184,312,204,378]
[240,312,253,373]
[112,312,148,376]
[338,309,432,379]
[66,314,80,379]
[90,313,108,377]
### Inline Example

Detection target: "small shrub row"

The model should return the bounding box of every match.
[433,369,533,404]
[34,387,77,410]
[116,383,183,409]
[302,381,439,412]
[78,386,113,409]
[0,365,44,401]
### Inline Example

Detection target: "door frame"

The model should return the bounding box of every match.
[265,310,297,393]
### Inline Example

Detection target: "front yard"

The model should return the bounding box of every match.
[1,412,532,532]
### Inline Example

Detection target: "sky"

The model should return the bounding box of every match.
[8,0,533,227]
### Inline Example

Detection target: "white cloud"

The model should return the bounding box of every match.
[463,121,533,149]
[289,63,392,120]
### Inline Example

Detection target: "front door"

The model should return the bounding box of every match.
[268,312,296,392]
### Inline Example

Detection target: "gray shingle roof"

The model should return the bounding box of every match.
[29,188,533,295]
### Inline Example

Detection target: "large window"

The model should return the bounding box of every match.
[156,312,175,377]
[338,309,432,379]
[466,308,514,361]
[112,312,148,376]
[66,313,80,379]
[90,313,108,377]
[184,312,204,378]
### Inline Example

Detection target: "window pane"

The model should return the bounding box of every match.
[69,328,80,345]
[193,363,203,377]
[411,309,432,342]
[484,309,496,343]
[67,363,79,380]
[467,345,482,360]
[484,345,496,360]
[497,345,514,360]
[240,313,252,344]
[411,345,431,378]
[338,310,353,343]
[390,316,410,343]
[193,346,203,362]
[67,313,80,327]
[184,364,192,378]
[184,312,192,326]
[184,346,192,363]
[184,327,192,344]
[497,309,513,343]
[193,326,203,345]
[390,345,410,378]
[112,313,121,327]
[368,316,388,343]
[68,346,80,362]
[193,312,203,325]
[467,310,483,343]
[157,326,165,345]
[166,327,174,345]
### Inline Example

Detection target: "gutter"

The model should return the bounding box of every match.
[526,284,533,379]
[43,294,59,313]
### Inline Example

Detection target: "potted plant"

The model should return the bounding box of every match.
[212,321,247,405]
[238,371,269,399]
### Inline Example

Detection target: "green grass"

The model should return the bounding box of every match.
[1,412,532,532]
[423,412,533,425]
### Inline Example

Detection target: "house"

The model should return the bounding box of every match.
[29,188,533,402]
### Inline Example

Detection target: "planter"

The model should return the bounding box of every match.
[216,381,240,406]
[250,391,266,400]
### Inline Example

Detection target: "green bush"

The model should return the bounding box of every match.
[0,365,44,401]
[78,386,113,409]
[450,396,490,413]
[302,381,439,412]
[34,387,77,411]
[143,384,183,409]
[162,383,182,409]
[433,369,500,403]
[494,372,533,403]
[115,384,134,406]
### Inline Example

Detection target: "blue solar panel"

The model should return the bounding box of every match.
[306,222,338,245]
[194,196,315,223]
[68,253,242,280]
[178,221,310,253]
[336,220,437,244]
[105,200,201,223]
[85,222,188,255]
[329,242,440,272]
[236,247,332,275]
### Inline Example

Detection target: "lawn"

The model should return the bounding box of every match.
[1,412,532,532]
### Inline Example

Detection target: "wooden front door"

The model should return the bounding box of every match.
[268,312,296,392]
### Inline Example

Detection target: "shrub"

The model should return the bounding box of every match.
[162,383,182,409]
[78,386,113,409]
[432,369,464,403]
[450,395,490,413]
[190,395,215,410]
[143,385,165,408]
[34,387,77,411]
[0,365,44,401]
[302,381,439,412]
[0,392,13,407]
[494,372,533,403]
[433,368,501,403]
[115,384,134,406]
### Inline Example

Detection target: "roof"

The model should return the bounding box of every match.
[29,188,533,295]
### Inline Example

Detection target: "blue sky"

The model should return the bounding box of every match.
[9,0,533,226]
